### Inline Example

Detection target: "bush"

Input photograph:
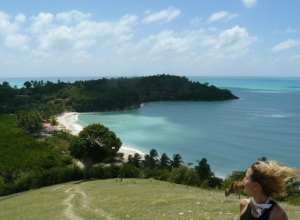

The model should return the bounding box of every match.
[0,166,84,196]
[200,180,211,189]
[184,169,200,186]
[91,165,121,179]
[168,166,188,184]
[119,164,140,178]
[151,168,170,181]
[206,176,223,188]
[62,156,73,165]
[140,167,153,179]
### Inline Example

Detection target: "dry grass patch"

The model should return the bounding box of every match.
[1,178,299,220]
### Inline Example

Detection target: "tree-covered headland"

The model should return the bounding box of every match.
[1,74,238,115]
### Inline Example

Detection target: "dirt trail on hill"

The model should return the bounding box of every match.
[62,183,118,220]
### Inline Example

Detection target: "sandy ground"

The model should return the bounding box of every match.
[56,112,143,161]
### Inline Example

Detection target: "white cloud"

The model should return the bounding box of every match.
[271,39,300,52]
[114,14,138,35]
[143,6,181,23]
[15,13,26,23]
[242,0,257,8]
[0,11,20,35]
[150,35,190,53]
[284,28,298,33]
[56,10,92,24]
[30,12,54,34]
[4,34,30,50]
[207,26,257,58]
[32,12,137,51]
[114,25,256,61]
[207,11,238,23]
[28,50,53,63]
[190,17,202,26]
[38,26,76,50]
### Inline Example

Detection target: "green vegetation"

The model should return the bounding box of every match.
[1,74,238,115]
[1,179,300,220]
[69,124,122,179]
[0,114,83,196]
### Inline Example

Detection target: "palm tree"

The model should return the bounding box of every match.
[170,154,183,169]
[144,149,159,168]
[132,153,142,168]
[160,153,171,169]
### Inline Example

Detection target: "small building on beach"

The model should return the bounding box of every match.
[43,123,58,134]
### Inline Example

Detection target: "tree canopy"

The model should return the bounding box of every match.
[0,74,238,115]
[69,123,122,179]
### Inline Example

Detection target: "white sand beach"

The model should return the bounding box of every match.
[56,112,143,161]
[57,112,80,135]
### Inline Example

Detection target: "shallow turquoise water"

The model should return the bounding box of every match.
[76,77,300,177]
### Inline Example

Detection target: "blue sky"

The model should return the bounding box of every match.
[0,0,299,78]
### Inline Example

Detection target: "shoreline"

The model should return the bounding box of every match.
[56,112,144,161]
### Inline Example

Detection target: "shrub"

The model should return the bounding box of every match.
[168,166,188,184]
[206,176,223,188]
[184,168,200,186]
[200,179,211,189]
[151,168,170,181]
[140,167,153,179]
[119,164,140,178]
[91,165,121,179]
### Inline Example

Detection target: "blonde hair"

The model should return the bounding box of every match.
[250,160,300,199]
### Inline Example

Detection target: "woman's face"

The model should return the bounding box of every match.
[243,168,257,196]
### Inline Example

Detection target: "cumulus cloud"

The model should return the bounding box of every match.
[114,14,138,35]
[30,12,54,34]
[15,13,26,23]
[0,11,21,35]
[149,30,192,53]
[4,34,30,50]
[30,12,137,50]
[242,0,257,8]
[56,10,92,24]
[207,26,257,58]
[207,11,238,23]
[271,39,300,52]
[143,6,181,23]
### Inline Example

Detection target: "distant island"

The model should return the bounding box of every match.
[0,74,239,114]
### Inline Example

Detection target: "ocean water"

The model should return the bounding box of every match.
[76,77,300,178]
[2,76,300,178]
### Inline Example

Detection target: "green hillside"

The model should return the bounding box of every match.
[1,179,299,220]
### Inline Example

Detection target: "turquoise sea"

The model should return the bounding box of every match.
[2,76,300,178]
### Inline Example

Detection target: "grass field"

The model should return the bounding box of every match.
[1,178,299,220]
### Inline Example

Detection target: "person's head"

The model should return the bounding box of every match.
[243,160,300,199]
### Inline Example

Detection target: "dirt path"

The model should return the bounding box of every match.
[62,184,119,220]
[63,193,82,220]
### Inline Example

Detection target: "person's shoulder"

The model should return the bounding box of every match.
[270,203,288,220]
[240,198,250,214]
[240,198,250,207]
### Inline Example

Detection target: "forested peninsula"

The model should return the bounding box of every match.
[0,74,238,114]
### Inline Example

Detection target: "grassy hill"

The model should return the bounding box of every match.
[1,178,299,220]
